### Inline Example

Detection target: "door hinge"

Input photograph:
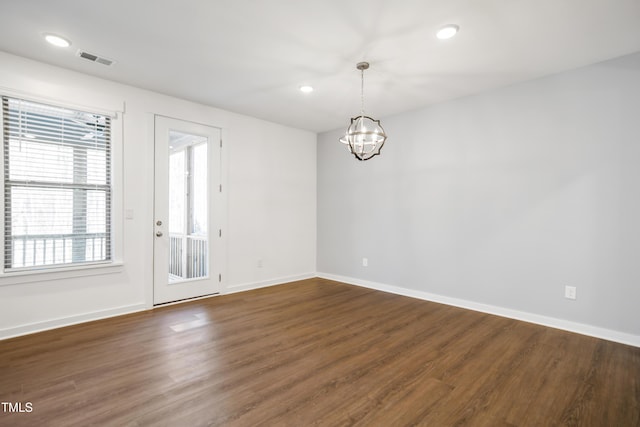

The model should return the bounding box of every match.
[219,184,222,192]
[220,139,222,148]
[218,273,222,282]
[219,229,222,237]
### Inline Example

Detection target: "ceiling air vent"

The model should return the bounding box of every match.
[76,50,114,66]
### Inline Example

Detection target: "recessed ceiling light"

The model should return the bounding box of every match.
[44,34,71,48]
[300,85,314,93]
[436,25,459,40]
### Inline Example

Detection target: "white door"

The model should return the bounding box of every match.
[154,116,222,304]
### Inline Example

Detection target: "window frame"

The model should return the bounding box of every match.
[0,90,123,285]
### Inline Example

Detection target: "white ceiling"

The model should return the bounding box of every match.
[1,0,639,133]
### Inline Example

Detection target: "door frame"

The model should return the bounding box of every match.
[151,114,227,305]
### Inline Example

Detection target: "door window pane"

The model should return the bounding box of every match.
[167,132,208,282]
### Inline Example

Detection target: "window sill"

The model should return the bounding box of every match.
[0,261,124,286]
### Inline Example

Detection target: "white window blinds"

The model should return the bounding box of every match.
[2,96,112,271]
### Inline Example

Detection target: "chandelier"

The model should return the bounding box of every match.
[339,62,387,161]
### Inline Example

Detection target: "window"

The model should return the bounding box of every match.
[2,96,112,271]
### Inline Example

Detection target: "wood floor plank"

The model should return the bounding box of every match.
[1,278,638,426]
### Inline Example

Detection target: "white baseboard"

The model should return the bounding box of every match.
[7,274,635,348]
[224,272,316,295]
[317,272,640,348]
[0,303,147,341]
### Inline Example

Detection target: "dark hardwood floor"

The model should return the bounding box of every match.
[1,278,639,426]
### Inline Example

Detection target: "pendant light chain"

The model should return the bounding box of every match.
[360,68,365,117]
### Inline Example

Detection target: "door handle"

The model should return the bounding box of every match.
[156,231,163,237]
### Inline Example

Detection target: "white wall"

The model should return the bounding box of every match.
[0,51,316,339]
[318,52,640,346]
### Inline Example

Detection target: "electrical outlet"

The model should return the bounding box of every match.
[565,286,576,300]
[362,257,368,267]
